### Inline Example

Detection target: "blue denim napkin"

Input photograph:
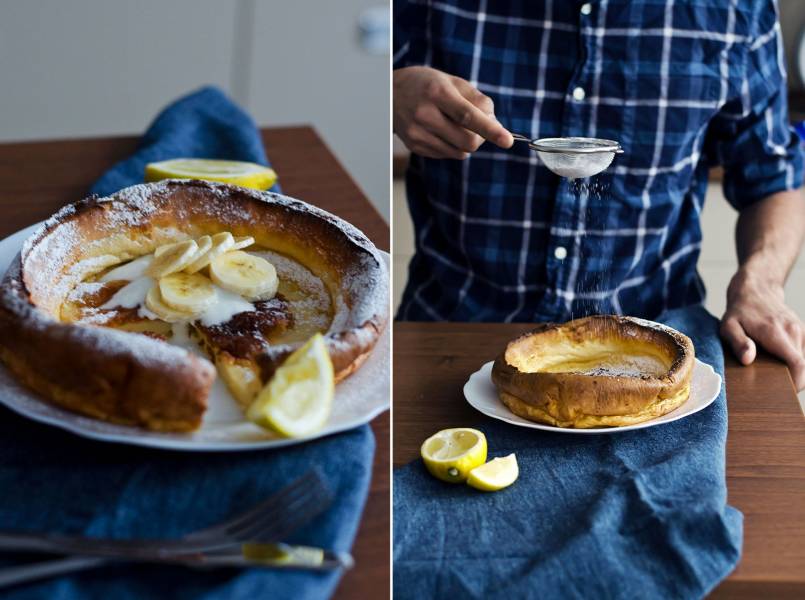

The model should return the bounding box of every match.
[394,305,743,599]
[90,85,280,196]
[1,86,375,600]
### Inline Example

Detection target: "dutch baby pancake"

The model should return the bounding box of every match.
[0,180,388,432]
[491,316,694,428]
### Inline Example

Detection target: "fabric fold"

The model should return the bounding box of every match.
[90,85,279,197]
[393,305,742,599]
[1,86,373,600]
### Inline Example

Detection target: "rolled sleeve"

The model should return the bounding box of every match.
[712,21,804,210]
[393,0,430,69]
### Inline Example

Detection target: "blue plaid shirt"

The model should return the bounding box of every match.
[394,0,804,322]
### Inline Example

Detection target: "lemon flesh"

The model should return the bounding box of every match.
[420,428,487,483]
[467,454,519,491]
[246,334,334,437]
[145,158,277,190]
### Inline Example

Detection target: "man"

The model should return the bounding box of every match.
[393,0,805,390]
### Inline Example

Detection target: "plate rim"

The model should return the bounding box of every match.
[464,357,722,435]
[0,372,389,452]
[0,221,390,452]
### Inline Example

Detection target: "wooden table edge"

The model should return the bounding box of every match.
[0,127,391,599]
[391,321,805,595]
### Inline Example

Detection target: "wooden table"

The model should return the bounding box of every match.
[394,322,805,599]
[0,127,390,599]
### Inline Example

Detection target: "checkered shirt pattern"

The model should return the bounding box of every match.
[394,0,804,322]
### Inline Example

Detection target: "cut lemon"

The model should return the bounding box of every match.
[466,453,519,491]
[246,333,334,437]
[145,158,277,190]
[420,428,487,483]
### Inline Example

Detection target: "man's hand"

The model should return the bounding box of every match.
[721,265,805,390]
[394,66,514,159]
[720,190,805,391]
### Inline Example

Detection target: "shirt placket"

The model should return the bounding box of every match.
[544,1,595,317]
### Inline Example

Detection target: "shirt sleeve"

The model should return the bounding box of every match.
[393,0,430,69]
[709,18,804,210]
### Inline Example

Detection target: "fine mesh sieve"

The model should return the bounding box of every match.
[512,135,624,179]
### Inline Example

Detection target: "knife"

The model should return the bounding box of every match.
[0,541,352,588]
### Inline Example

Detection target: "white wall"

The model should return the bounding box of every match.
[0,0,389,219]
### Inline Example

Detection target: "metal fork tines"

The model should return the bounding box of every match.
[0,469,333,559]
[181,468,334,551]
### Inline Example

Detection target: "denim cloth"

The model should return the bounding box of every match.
[393,305,743,599]
[1,86,374,600]
[91,85,280,197]
[394,0,804,322]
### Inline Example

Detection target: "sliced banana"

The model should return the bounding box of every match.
[209,250,278,301]
[191,234,213,261]
[159,272,217,314]
[145,284,195,323]
[148,239,198,278]
[185,232,235,274]
[154,241,180,258]
[231,236,255,251]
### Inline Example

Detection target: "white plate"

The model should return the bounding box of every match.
[0,222,390,451]
[464,358,722,434]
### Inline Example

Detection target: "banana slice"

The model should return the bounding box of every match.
[231,236,255,251]
[185,232,235,274]
[154,240,180,258]
[191,235,213,261]
[148,240,198,278]
[145,284,195,323]
[210,251,278,301]
[159,272,217,314]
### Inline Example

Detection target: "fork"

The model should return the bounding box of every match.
[0,469,337,588]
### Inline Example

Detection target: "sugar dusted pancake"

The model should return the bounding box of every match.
[0,180,388,431]
[491,316,694,428]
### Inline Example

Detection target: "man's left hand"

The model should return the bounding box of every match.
[721,265,805,391]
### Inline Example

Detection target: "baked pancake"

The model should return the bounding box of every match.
[0,180,388,431]
[491,316,694,428]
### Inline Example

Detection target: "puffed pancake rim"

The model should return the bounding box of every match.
[491,316,695,428]
[0,180,388,432]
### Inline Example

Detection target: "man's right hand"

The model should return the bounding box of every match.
[393,66,514,160]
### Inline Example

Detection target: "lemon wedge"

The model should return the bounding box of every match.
[246,333,334,437]
[467,453,519,491]
[420,428,487,483]
[145,158,277,190]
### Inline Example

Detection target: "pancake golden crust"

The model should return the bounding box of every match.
[0,180,388,431]
[491,316,694,429]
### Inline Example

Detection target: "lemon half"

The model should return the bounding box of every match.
[467,453,519,491]
[145,158,277,190]
[246,334,334,437]
[421,428,487,483]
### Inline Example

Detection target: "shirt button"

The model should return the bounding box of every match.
[572,86,586,101]
[580,3,592,15]
[554,246,568,260]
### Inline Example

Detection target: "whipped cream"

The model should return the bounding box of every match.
[100,276,153,310]
[198,287,254,327]
[100,255,152,282]
[98,254,258,326]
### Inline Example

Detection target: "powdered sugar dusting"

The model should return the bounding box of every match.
[7,180,388,391]
[576,354,668,377]
[253,249,334,340]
